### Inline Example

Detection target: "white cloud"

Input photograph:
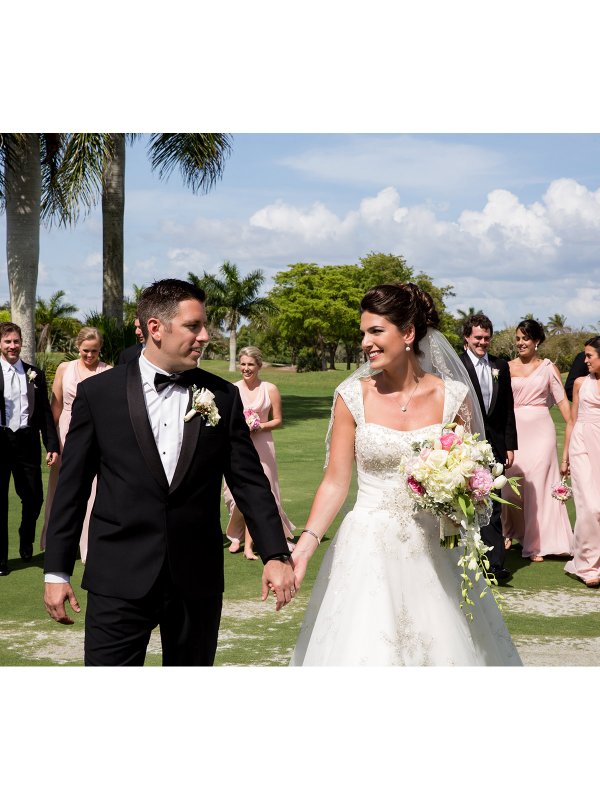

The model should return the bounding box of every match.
[565,287,600,325]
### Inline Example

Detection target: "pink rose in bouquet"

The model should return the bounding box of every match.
[407,476,425,496]
[468,467,494,499]
[551,478,572,503]
[243,408,261,431]
[439,431,462,451]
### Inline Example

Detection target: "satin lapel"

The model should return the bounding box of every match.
[23,362,35,425]
[487,356,500,416]
[461,352,486,416]
[126,358,169,492]
[169,385,202,495]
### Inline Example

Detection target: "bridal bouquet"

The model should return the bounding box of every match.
[243,408,262,431]
[551,477,573,503]
[401,423,521,617]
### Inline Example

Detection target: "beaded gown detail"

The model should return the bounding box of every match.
[564,375,600,583]
[290,376,522,666]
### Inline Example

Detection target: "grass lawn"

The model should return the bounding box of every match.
[1,362,597,667]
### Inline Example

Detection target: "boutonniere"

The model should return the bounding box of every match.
[491,368,499,382]
[26,368,38,384]
[183,385,221,425]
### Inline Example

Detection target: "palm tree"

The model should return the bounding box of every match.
[106,133,232,325]
[188,261,276,371]
[454,305,484,337]
[547,313,570,335]
[35,290,79,352]
[1,133,111,361]
[123,283,145,326]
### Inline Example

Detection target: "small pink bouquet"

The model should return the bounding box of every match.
[243,408,261,431]
[551,477,572,503]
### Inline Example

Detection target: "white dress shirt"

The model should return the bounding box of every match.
[45,353,191,584]
[1,357,29,429]
[466,348,492,412]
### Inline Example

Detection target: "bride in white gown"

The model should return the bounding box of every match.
[290,283,522,666]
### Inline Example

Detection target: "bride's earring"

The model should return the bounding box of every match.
[535,344,538,351]
[405,345,411,352]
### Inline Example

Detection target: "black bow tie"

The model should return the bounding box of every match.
[154,372,190,392]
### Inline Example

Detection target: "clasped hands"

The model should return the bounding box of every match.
[262,554,310,611]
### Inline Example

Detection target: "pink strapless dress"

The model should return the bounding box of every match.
[40,359,111,562]
[223,380,295,545]
[502,359,573,558]
[564,375,600,583]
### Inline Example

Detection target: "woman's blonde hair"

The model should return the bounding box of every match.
[238,346,263,367]
[76,326,103,348]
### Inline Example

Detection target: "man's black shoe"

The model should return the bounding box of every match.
[0,561,10,576]
[19,546,33,562]
[490,568,511,582]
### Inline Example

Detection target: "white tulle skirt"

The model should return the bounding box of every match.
[290,474,522,666]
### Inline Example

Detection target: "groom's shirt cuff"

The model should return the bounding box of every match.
[44,572,70,583]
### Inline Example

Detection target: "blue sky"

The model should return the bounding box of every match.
[2,132,600,331]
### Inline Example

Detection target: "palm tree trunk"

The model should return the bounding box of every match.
[5,134,41,363]
[102,133,125,325]
[229,325,237,372]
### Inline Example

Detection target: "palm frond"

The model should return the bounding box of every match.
[148,133,232,194]
[42,133,115,226]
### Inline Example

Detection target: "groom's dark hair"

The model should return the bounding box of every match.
[137,279,206,339]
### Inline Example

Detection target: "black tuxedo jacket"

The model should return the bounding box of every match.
[459,351,518,462]
[0,360,59,453]
[43,359,288,600]
[117,342,143,365]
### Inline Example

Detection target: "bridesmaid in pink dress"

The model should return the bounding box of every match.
[223,346,295,559]
[502,320,573,561]
[563,336,600,587]
[40,327,111,562]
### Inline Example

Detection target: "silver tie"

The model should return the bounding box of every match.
[7,367,21,431]
[478,359,491,412]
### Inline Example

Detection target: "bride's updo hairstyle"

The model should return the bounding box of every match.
[359,283,440,356]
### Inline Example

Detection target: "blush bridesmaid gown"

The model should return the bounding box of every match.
[40,359,111,562]
[223,380,295,546]
[502,358,573,559]
[564,374,600,584]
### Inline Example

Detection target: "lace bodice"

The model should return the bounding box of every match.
[337,376,468,482]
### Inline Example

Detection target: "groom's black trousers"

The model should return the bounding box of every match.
[84,560,222,666]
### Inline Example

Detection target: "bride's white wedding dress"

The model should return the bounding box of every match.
[290,375,522,666]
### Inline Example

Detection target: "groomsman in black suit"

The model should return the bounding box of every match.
[460,314,518,582]
[0,322,59,576]
[117,317,145,364]
[44,279,295,666]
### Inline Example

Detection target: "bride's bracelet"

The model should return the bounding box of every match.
[302,528,321,545]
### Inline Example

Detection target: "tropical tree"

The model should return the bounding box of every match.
[35,290,80,352]
[188,261,276,371]
[54,133,233,326]
[547,313,570,335]
[123,283,145,326]
[1,133,111,361]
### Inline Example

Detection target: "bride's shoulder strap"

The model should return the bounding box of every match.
[323,364,371,467]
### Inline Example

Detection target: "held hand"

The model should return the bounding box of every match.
[291,553,309,591]
[505,451,514,469]
[560,461,570,477]
[44,582,80,625]
[46,452,59,467]
[261,559,296,611]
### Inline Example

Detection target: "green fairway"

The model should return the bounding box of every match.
[1,362,597,667]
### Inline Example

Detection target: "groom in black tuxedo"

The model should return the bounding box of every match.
[460,314,518,581]
[0,322,59,576]
[44,279,295,666]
